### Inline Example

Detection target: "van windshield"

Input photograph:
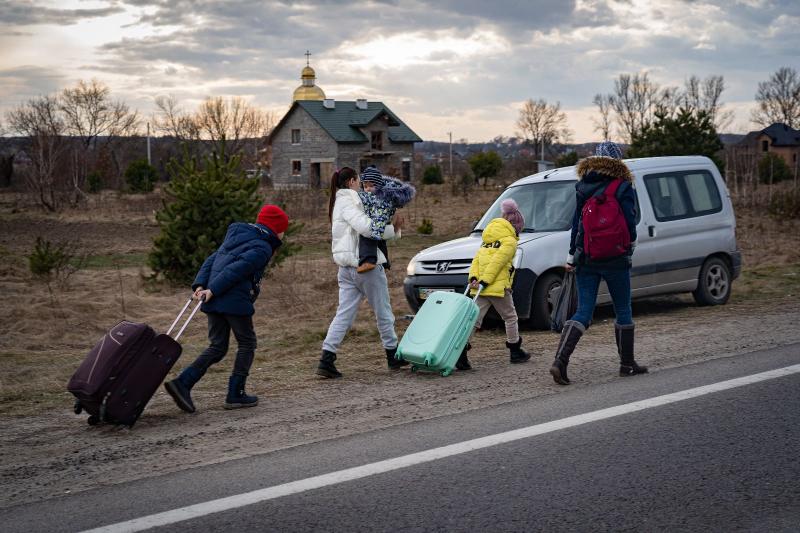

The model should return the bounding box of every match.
[474,181,576,233]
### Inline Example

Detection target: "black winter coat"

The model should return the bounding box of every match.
[569,156,638,270]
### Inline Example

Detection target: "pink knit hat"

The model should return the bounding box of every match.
[501,198,524,233]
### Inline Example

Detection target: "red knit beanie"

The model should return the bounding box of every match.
[256,204,289,235]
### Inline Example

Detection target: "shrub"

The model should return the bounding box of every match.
[125,159,157,193]
[28,237,82,285]
[758,153,792,184]
[86,171,102,193]
[468,151,503,187]
[768,188,800,219]
[148,144,262,285]
[422,165,444,184]
[417,218,434,235]
[555,151,579,168]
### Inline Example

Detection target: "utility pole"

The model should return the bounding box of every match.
[146,122,151,165]
[447,131,453,179]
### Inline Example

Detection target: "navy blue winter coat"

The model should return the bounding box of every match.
[192,222,282,316]
[569,156,638,270]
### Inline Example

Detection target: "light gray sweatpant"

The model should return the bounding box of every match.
[322,265,398,354]
[475,289,520,343]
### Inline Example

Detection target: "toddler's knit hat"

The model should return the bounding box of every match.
[501,198,525,234]
[595,141,623,160]
[360,165,386,187]
[256,204,289,235]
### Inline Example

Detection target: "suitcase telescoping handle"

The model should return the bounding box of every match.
[463,284,483,301]
[166,295,204,341]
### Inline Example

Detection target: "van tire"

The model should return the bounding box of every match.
[693,257,731,306]
[531,272,562,330]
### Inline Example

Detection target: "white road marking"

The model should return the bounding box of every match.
[82,364,800,533]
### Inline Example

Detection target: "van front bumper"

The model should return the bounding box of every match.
[403,269,537,319]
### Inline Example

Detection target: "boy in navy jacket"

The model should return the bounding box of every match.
[165,204,288,412]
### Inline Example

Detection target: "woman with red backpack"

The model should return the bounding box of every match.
[549,141,648,385]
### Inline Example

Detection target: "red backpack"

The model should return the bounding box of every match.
[581,179,630,260]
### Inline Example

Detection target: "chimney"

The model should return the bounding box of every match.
[356,98,368,110]
[323,99,335,109]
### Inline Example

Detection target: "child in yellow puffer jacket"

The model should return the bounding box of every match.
[457,198,532,370]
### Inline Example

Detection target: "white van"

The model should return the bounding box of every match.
[404,156,742,329]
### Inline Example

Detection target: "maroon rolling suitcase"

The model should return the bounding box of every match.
[68,297,202,427]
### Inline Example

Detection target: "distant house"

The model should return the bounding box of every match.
[737,123,800,169]
[268,62,422,186]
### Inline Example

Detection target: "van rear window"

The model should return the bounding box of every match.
[644,170,722,222]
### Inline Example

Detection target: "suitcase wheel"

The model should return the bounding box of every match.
[411,365,419,373]
[73,400,83,415]
[440,368,452,377]
[87,415,100,426]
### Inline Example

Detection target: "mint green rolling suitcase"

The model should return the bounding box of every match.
[396,287,482,376]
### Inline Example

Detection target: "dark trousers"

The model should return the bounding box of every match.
[358,236,390,269]
[189,312,257,377]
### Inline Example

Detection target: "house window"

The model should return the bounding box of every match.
[291,129,301,144]
[371,131,383,151]
[291,160,301,175]
[402,161,411,181]
[762,140,769,152]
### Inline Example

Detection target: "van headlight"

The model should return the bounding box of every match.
[406,257,418,276]
[513,248,523,269]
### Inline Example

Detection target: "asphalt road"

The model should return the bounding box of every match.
[3,344,800,533]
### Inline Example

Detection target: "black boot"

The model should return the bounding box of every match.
[550,320,585,385]
[616,323,648,376]
[386,347,409,370]
[455,343,472,370]
[317,349,342,379]
[506,337,531,364]
[164,366,203,413]
[224,374,259,409]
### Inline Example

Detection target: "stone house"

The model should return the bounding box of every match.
[269,99,422,187]
[737,123,800,170]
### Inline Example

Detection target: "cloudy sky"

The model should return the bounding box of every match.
[1,0,798,142]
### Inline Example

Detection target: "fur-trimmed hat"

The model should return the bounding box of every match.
[360,165,386,187]
[501,198,525,234]
[595,141,623,159]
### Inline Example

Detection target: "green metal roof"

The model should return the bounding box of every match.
[291,100,422,144]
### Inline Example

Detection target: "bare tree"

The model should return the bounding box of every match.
[684,75,734,131]
[752,67,800,128]
[59,79,140,198]
[153,95,276,166]
[6,96,69,211]
[608,72,663,143]
[592,93,613,141]
[516,98,571,158]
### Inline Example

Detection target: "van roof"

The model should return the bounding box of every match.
[511,155,715,186]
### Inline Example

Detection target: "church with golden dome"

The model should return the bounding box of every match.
[269,52,421,187]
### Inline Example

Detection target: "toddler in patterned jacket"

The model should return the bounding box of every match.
[357,165,416,273]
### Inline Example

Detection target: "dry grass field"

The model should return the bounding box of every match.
[0,183,799,419]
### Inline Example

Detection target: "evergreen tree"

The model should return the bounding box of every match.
[628,109,724,170]
[148,143,261,284]
[468,150,503,187]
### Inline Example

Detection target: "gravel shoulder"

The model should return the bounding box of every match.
[2,292,799,510]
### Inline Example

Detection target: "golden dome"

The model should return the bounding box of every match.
[293,85,326,101]
[293,62,325,101]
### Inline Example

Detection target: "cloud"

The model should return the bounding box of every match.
[0,65,66,104]
[0,0,124,25]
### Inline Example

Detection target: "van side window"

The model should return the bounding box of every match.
[644,170,722,222]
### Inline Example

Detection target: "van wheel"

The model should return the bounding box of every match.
[531,272,562,330]
[693,257,731,306]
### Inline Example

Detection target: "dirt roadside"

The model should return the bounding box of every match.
[2,292,799,510]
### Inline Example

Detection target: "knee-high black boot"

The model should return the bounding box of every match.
[616,323,648,376]
[550,320,585,385]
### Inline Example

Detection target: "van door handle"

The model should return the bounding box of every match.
[648,225,655,237]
